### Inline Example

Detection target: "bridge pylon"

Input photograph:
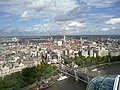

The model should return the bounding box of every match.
[74,70,78,81]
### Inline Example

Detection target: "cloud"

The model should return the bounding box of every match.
[21,11,29,20]
[25,24,49,32]
[60,21,87,33]
[0,0,78,20]
[0,0,120,36]
[101,28,109,31]
[68,21,86,27]
[112,27,116,29]
[88,14,114,23]
[80,0,119,8]
[0,24,25,36]
[106,18,120,24]
[55,7,85,21]
[61,26,70,30]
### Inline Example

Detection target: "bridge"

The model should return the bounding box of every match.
[57,64,92,84]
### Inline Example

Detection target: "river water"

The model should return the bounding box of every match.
[29,78,86,90]
[99,63,120,75]
[46,78,86,90]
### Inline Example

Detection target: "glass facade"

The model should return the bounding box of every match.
[86,75,117,90]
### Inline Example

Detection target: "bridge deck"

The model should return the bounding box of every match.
[57,69,88,84]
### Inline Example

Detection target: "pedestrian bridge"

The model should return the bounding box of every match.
[57,64,91,84]
[57,68,88,84]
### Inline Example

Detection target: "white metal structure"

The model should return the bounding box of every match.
[86,75,120,90]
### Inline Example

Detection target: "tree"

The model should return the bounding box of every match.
[0,62,55,90]
[102,56,108,63]
[74,57,83,66]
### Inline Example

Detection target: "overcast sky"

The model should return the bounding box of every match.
[0,0,120,36]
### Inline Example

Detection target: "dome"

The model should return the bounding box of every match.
[86,75,120,90]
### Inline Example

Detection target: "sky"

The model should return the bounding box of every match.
[0,0,120,36]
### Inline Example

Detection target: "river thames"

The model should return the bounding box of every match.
[29,78,86,90]
[46,78,86,90]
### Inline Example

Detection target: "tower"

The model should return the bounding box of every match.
[63,35,66,42]
[80,38,83,45]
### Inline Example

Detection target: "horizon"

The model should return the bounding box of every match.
[0,34,120,38]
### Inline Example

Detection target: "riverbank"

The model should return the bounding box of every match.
[88,61,120,70]
[28,78,86,90]
[86,61,120,78]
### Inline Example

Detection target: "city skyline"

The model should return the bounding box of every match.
[0,0,120,36]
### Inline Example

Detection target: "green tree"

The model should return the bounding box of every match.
[74,57,83,66]
[0,62,55,90]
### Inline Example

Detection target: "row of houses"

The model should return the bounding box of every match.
[62,46,120,58]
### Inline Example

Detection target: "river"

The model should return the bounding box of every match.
[29,78,86,90]
[99,63,120,75]
[46,78,86,90]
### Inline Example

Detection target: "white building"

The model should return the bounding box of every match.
[97,47,109,57]
[89,49,94,57]
[57,41,63,46]
[0,63,26,77]
[63,35,66,42]
[109,50,120,56]
[82,49,89,57]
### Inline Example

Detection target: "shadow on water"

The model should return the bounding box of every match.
[46,78,86,90]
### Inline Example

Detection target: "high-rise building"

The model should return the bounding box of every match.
[63,35,66,42]
[80,38,83,45]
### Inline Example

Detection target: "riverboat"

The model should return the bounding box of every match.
[57,74,68,81]
[36,80,54,90]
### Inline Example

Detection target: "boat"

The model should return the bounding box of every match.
[57,74,68,81]
[36,80,54,90]
[91,68,97,72]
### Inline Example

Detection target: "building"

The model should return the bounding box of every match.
[34,60,41,66]
[97,47,109,57]
[63,35,66,42]
[57,41,63,46]
[109,50,120,56]
[82,49,89,57]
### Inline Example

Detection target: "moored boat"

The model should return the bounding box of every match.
[57,74,68,81]
[36,80,54,90]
